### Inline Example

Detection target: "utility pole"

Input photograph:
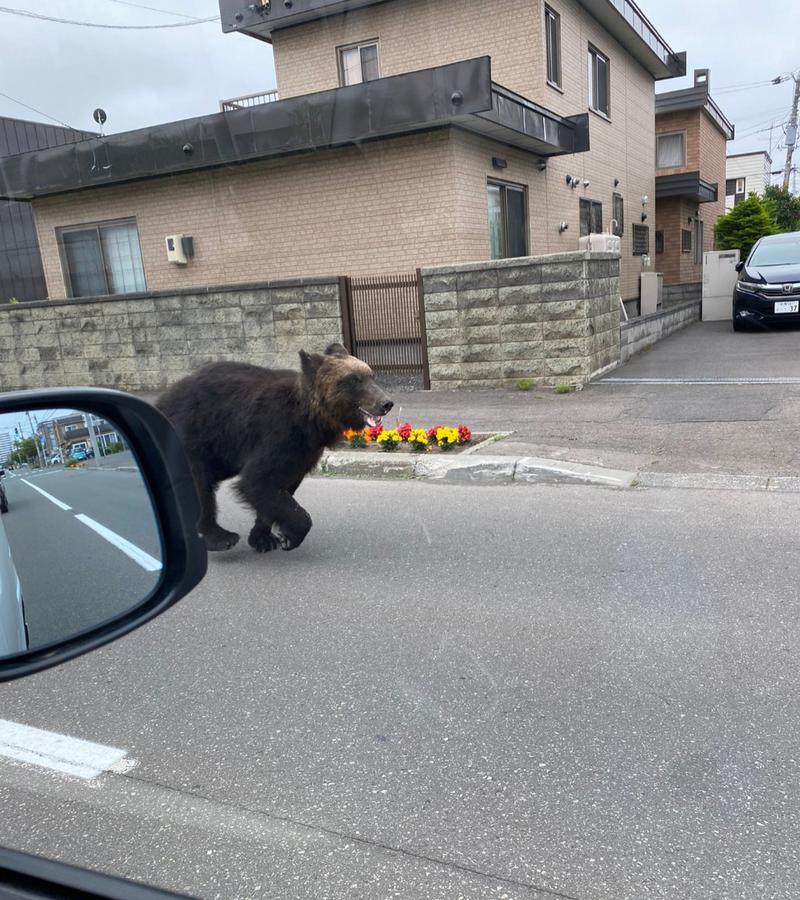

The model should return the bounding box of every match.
[83,413,102,467]
[25,412,46,469]
[783,73,800,191]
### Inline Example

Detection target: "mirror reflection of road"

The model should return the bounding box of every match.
[2,463,162,649]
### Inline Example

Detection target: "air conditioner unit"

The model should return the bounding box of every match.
[578,233,621,254]
[165,234,193,265]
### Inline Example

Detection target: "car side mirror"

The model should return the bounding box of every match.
[735,261,744,272]
[0,388,206,682]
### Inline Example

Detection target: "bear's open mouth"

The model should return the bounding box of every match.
[360,408,383,428]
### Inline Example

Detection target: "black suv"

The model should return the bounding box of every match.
[733,231,800,331]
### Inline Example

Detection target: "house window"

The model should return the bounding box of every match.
[655,230,664,254]
[487,180,528,259]
[725,178,736,196]
[656,132,685,169]
[612,192,624,236]
[588,45,610,117]
[694,219,704,265]
[579,198,603,236]
[681,228,692,254]
[338,41,380,86]
[632,224,649,256]
[58,220,146,298]
[736,178,746,194]
[545,6,561,89]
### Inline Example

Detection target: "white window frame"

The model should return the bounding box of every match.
[735,177,746,194]
[337,40,381,87]
[656,131,686,169]
[544,5,561,89]
[588,44,610,117]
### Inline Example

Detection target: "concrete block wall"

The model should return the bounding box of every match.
[620,299,700,361]
[421,251,621,389]
[0,278,342,392]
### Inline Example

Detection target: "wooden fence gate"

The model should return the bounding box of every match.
[339,271,430,390]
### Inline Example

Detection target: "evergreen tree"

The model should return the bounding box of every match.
[715,194,778,260]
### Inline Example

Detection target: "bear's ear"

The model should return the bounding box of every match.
[299,350,325,381]
[324,342,349,358]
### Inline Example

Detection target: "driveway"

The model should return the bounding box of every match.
[607,321,800,382]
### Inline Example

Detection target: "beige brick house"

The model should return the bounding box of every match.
[0,0,685,306]
[654,69,734,295]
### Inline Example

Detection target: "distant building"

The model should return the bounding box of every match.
[654,68,734,292]
[0,116,94,304]
[725,151,772,210]
[0,430,12,464]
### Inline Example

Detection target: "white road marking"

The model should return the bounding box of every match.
[20,478,72,510]
[74,514,162,572]
[0,719,129,780]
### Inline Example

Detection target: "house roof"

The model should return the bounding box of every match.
[655,171,718,204]
[655,83,735,140]
[0,57,589,201]
[727,150,772,162]
[219,0,686,80]
[0,115,96,159]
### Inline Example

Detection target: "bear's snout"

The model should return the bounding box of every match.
[379,399,394,416]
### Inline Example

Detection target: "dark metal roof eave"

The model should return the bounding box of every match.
[0,58,588,201]
[655,85,735,140]
[655,171,718,203]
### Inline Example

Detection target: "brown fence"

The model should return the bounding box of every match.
[340,271,430,389]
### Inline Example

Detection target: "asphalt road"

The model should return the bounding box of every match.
[0,477,798,899]
[1,467,162,648]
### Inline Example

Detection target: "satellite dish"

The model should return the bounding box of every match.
[93,108,107,126]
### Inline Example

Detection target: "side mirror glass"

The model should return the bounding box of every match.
[0,390,206,681]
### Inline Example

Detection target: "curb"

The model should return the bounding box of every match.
[315,453,800,493]
[315,451,636,488]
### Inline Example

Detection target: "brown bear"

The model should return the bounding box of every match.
[156,344,393,553]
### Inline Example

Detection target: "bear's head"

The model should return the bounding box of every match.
[299,343,394,432]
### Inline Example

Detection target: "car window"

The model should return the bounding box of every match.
[749,238,800,267]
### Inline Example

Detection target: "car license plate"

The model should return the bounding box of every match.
[775,300,799,314]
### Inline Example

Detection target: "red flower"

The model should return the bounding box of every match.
[367,424,384,442]
[427,424,443,441]
[457,425,472,444]
[397,422,412,440]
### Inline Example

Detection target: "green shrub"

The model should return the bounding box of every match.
[515,378,532,391]
[554,383,572,395]
[715,194,778,260]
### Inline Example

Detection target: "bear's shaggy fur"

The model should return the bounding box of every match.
[157,344,392,552]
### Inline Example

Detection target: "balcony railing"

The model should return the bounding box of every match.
[220,89,278,112]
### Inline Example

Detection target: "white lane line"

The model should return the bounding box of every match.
[599,377,800,385]
[74,514,162,572]
[0,719,129,780]
[20,478,72,510]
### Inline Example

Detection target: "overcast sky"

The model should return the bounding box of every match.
[0,1,796,186]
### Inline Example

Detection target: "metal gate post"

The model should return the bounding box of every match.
[415,268,431,390]
[337,275,355,354]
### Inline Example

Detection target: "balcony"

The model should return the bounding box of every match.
[220,90,278,112]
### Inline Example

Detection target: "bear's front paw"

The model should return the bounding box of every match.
[248,523,279,553]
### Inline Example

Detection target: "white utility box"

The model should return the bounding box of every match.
[702,249,740,321]
[640,272,663,316]
[579,233,621,254]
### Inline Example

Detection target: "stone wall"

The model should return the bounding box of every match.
[620,299,700,362]
[662,282,701,308]
[421,251,621,389]
[0,278,342,392]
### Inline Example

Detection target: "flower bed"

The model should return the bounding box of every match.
[341,423,476,454]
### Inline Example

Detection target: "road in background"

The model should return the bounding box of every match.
[0,477,798,899]
[2,467,162,648]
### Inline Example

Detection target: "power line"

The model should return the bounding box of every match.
[0,5,217,28]
[0,89,77,130]
[103,0,207,21]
